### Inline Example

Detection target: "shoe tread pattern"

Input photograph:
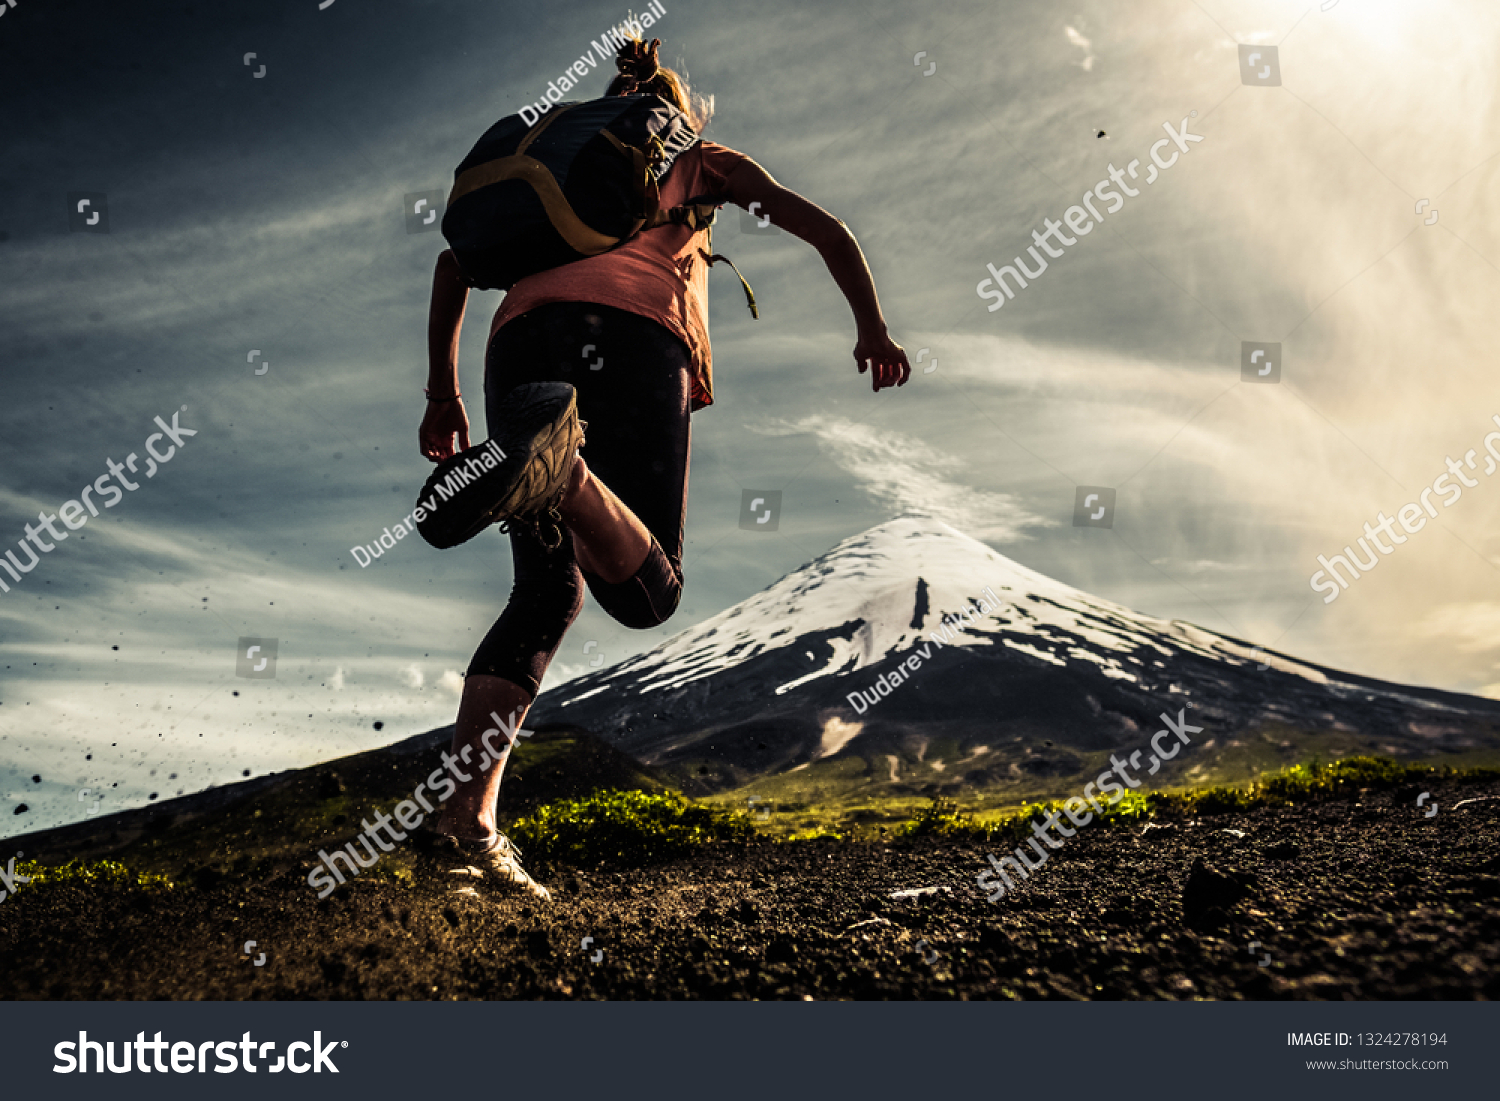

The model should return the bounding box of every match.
[416,382,581,549]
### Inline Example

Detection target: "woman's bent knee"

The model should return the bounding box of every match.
[585,539,682,629]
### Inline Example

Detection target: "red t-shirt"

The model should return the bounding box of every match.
[487,140,750,412]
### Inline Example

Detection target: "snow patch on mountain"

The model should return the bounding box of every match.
[564,516,1322,708]
[817,717,864,760]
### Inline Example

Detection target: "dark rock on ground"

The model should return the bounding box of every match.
[1181,857,1255,928]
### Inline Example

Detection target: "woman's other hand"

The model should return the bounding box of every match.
[854,330,912,392]
[420,398,471,462]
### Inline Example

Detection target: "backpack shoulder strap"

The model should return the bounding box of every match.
[642,194,758,318]
[703,246,758,319]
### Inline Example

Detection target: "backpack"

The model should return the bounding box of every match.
[440,93,756,315]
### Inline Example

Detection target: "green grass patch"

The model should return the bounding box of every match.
[778,827,845,843]
[509,789,757,867]
[892,755,1500,843]
[11,858,173,893]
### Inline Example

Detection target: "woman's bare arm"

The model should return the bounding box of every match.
[721,158,911,391]
[421,250,473,461]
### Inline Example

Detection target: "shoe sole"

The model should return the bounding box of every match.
[416,382,582,550]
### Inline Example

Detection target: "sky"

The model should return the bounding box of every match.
[4,0,1500,834]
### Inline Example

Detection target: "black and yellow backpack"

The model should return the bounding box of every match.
[440,93,755,315]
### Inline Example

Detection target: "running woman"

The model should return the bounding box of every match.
[415,36,911,899]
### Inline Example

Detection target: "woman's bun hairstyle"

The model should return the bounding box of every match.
[604,32,714,132]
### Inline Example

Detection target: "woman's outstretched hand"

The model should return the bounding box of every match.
[420,398,471,463]
[854,330,912,392]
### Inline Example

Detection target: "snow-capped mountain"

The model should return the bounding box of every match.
[531,518,1500,792]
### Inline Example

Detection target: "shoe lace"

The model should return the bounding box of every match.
[497,504,565,551]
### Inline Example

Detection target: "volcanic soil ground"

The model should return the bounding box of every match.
[4,778,1498,1000]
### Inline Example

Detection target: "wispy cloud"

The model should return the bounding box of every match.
[754,414,1055,542]
[1064,25,1096,71]
[1415,603,1500,655]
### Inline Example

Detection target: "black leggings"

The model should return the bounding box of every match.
[465,302,692,698]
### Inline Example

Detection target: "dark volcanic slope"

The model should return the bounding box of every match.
[531,519,1500,785]
[3,778,1498,1000]
[2,723,665,875]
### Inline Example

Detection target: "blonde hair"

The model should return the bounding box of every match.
[604,33,714,132]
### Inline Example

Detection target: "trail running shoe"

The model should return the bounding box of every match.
[420,829,553,903]
[416,381,583,550]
